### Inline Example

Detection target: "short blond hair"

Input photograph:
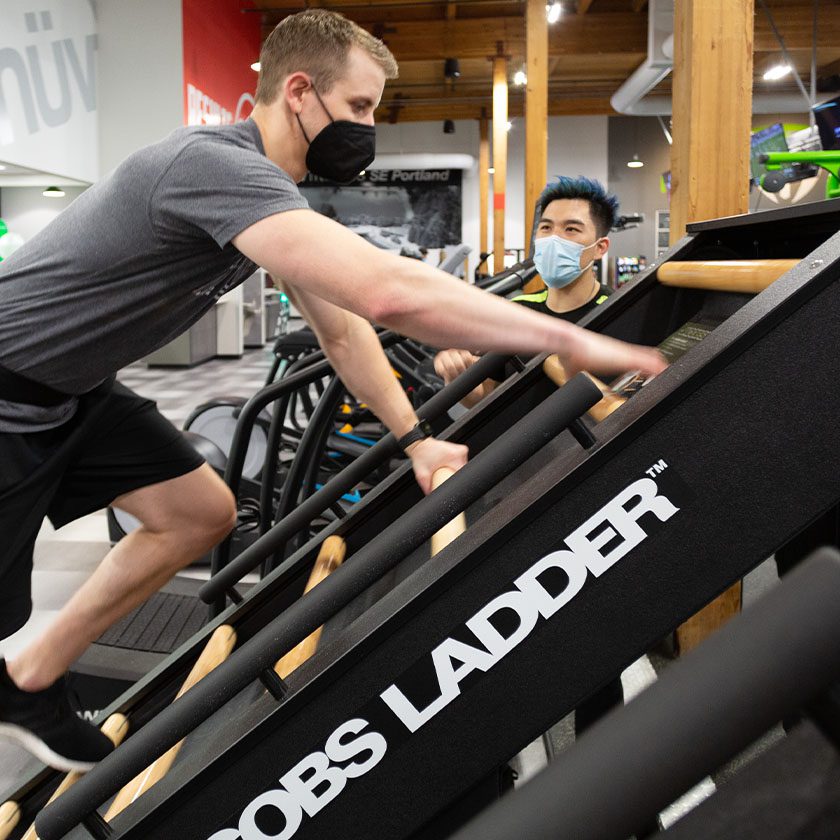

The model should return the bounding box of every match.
[255,10,398,105]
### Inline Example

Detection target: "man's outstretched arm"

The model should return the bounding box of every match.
[274,278,467,494]
[233,209,666,378]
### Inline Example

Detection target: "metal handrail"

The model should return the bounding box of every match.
[475,258,536,292]
[35,373,601,840]
[208,331,401,601]
[266,375,346,573]
[200,350,514,606]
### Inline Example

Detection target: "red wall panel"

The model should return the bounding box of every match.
[182,0,261,125]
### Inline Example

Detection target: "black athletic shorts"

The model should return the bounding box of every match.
[0,379,205,639]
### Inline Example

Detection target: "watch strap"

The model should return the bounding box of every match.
[397,419,434,451]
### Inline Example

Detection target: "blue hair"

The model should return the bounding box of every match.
[537,175,619,237]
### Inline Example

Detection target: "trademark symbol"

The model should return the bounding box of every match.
[645,459,668,478]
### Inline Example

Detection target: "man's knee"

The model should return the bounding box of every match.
[115,465,237,549]
[197,484,237,543]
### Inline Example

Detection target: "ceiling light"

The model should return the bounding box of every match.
[506,120,513,132]
[0,164,6,171]
[444,58,461,79]
[251,61,261,72]
[763,63,792,81]
[43,186,65,197]
[546,2,562,24]
[488,167,496,174]
[626,155,644,169]
[513,69,527,86]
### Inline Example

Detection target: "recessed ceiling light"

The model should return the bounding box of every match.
[251,61,261,72]
[763,63,792,81]
[627,155,644,169]
[546,2,562,24]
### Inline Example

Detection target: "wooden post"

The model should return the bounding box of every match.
[104,626,237,820]
[524,0,548,250]
[430,468,467,556]
[669,0,754,244]
[669,0,754,653]
[0,802,20,840]
[492,54,508,274]
[479,111,490,269]
[275,536,347,678]
[20,715,129,840]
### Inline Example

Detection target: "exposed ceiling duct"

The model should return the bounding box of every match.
[610,0,810,117]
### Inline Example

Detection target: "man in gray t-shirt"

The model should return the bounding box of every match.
[0,10,665,772]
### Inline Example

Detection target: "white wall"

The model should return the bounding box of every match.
[94,0,184,176]
[608,116,671,260]
[0,0,99,182]
[375,115,608,278]
[0,186,87,242]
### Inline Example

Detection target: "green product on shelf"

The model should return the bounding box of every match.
[760,150,840,200]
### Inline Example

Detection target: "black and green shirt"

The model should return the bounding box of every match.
[511,284,612,322]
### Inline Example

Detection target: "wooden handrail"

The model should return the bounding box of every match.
[430,468,468,556]
[0,801,20,840]
[19,714,129,840]
[657,259,798,293]
[542,356,626,423]
[274,536,347,679]
[104,624,237,821]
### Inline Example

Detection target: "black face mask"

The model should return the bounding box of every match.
[297,88,376,184]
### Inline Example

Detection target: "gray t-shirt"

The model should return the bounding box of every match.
[0,118,308,431]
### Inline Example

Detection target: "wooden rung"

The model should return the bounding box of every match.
[542,356,626,423]
[274,536,347,679]
[104,624,237,821]
[657,259,798,293]
[0,801,20,840]
[20,714,129,840]
[430,467,467,557]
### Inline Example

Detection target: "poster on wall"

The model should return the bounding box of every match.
[299,169,464,269]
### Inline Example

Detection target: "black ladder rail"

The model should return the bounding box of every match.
[202,350,514,608]
[475,258,536,292]
[451,547,840,840]
[266,375,347,573]
[208,331,401,608]
[34,373,602,840]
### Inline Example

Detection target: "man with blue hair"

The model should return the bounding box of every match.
[435,175,618,407]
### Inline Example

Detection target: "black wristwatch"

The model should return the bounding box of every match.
[397,419,434,451]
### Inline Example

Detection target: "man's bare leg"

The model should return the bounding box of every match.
[6,463,235,692]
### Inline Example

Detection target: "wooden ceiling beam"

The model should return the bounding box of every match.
[631,0,648,12]
[254,6,838,61]
[359,11,836,63]
[754,13,840,52]
[577,0,596,13]
[369,13,648,60]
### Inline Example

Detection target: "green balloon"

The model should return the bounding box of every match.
[0,218,7,239]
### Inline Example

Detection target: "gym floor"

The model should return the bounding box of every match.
[0,339,784,832]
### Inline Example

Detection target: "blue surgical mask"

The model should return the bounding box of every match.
[533,234,599,289]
